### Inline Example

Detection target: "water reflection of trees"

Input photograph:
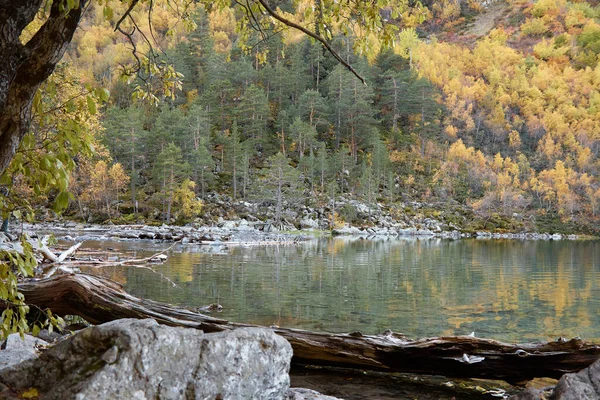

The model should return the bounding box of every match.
[101,238,600,342]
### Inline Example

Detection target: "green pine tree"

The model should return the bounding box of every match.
[254,152,304,226]
[154,143,190,223]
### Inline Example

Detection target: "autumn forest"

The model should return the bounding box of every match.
[14,0,600,235]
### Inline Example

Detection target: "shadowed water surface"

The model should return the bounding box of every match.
[82,237,600,342]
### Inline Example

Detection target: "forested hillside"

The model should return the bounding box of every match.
[15,0,600,234]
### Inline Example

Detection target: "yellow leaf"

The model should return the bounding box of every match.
[21,387,39,399]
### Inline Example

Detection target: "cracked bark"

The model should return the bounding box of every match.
[0,0,87,174]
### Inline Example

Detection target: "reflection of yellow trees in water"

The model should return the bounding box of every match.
[444,304,488,330]
[446,315,488,330]
[452,240,598,339]
[328,238,348,255]
[80,266,128,284]
[375,239,600,340]
[165,252,196,283]
[84,238,600,341]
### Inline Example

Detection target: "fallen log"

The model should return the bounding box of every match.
[13,273,600,383]
[16,273,229,332]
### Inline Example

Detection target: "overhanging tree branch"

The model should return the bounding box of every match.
[114,0,141,32]
[255,0,366,85]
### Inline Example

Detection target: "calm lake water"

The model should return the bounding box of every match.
[81,237,600,343]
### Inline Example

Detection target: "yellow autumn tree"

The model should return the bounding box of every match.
[108,163,130,216]
[79,161,130,220]
[173,179,203,222]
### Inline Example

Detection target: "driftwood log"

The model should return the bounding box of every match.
[14,273,600,383]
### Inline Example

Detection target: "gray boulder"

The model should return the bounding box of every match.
[221,220,238,229]
[0,333,47,370]
[0,319,292,400]
[332,226,361,235]
[118,229,143,239]
[299,218,319,230]
[550,357,600,399]
[398,227,418,236]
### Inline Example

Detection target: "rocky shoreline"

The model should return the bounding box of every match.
[197,194,588,238]
[22,220,580,244]
[22,194,587,242]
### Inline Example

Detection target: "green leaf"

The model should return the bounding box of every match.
[66,99,76,113]
[32,325,41,337]
[3,309,13,324]
[99,88,110,102]
[86,95,97,115]
[54,191,70,212]
[103,5,113,20]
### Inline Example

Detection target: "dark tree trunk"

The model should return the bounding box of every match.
[0,0,86,174]
[13,273,600,383]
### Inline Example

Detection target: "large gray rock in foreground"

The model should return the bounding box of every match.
[550,357,600,399]
[0,319,292,400]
